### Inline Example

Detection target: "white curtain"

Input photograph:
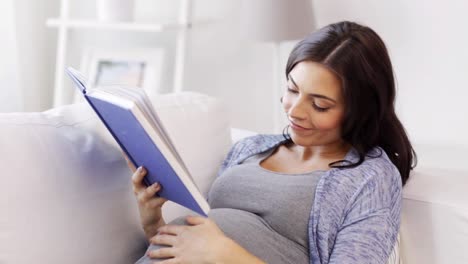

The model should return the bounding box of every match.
[0,0,57,113]
[0,0,21,112]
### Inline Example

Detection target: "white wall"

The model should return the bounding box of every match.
[3,0,467,148]
[185,0,468,148]
[58,0,285,134]
[184,0,293,134]
[312,0,468,147]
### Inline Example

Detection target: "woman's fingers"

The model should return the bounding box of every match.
[138,182,165,205]
[157,225,186,236]
[150,234,177,246]
[185,215,207,226]
[132,166,147,194]
[132,167,167,207]
[147,247,178,259]
[147,196,168,209]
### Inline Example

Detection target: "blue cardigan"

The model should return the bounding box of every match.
[217,134,402,264]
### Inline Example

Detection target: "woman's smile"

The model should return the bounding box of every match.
[290,121,313,132]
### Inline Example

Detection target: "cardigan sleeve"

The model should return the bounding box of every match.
[327,165,402,264]
[328,207,398,264]
[322,157,402,264]
[216,139,245,177]
[216,134,286,178]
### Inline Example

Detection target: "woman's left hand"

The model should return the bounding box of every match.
[147,215,232,264]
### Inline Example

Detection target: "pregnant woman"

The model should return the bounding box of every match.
[132,21,416,264]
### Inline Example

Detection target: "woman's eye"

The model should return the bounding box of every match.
[313,103,329,112]
[287,87,298,93]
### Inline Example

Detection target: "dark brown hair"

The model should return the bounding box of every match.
[285,21,416,185]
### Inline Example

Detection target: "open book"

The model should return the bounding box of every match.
[66,67,210,216]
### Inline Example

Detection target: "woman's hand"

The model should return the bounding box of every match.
[126,155,168,241]
[148,216,266,264]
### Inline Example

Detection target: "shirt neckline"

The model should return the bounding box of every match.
[255,147,328,176]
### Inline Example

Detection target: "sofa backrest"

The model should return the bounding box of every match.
[2,91,466,264]
[0,92,232,264]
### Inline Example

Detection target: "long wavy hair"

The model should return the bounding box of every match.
[284,21,416,185]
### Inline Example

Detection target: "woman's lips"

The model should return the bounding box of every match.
[290,121,312,131]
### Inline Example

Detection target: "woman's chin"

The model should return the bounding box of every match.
[289,133,315,146]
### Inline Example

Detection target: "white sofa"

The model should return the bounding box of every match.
[0,92,467,264]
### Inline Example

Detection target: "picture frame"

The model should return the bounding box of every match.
[74,48,164,102]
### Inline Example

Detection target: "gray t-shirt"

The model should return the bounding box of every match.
[206,148,323,264]
[136,148,324,264]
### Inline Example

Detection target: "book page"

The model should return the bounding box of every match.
[97,86,192,179]
[66,67,197,199]
[85,89,209,215]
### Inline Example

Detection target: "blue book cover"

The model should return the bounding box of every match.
[65,67,210,216]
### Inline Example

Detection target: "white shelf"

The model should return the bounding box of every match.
[49,0,194,107]
[46,18,190,32]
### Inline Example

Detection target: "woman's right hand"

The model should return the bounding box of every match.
[126,156,168,241]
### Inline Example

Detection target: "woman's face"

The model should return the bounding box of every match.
[282,61,346,147]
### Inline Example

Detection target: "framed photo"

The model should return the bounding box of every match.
[74,48,164,102]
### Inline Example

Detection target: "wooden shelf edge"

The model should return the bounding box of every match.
[46,18,191,32]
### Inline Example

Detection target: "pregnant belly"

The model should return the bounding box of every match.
[207,208,309,264]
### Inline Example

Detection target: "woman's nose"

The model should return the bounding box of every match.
[288,99,307,121]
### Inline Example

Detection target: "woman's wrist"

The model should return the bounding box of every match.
[143,218,166,241]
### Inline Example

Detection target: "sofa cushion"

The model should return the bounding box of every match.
[0,92,232,264]
[401,166,468,264]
